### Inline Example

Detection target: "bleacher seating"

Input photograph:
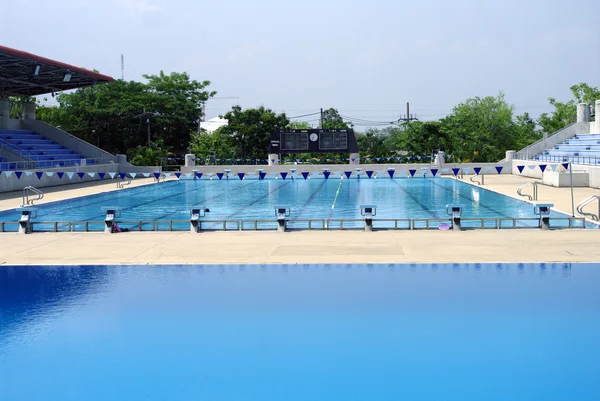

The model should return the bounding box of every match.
[0,130,87,169]
[535,133,600,165]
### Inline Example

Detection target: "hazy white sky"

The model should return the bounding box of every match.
[3,0,599,126]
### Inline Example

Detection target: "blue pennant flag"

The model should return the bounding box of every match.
[430,168,438,177]
[270,159,275,164]
[366,171,374,179]
[409,169,416,177]
[539,164,547,173]
[15,171,23,179]
[174,172,182,179]
[119,172,126,180]
[259,172,266,180]
[57,172,64,179]
[344,171,352,179]
[452,168,460,176]
[216,173,224,180]
[562,162,569,170]
[35,172,43,179]
[387,170,395,179]
[196,172,203,179]
[323,171,331,180]
[517,165,525,173]
[77,172,85,179]
[280,172,288,180]
[153,172,161,179]
[301,172,309,180]
[495,166,503,174]
[98,172,106,179]
[238,173,245,180]
[473,167,482,175]
[351,158,355,162]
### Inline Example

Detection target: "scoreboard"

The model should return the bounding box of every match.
[270,128,359,154]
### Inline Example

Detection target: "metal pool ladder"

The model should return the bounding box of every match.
[517,181,538,201]
[469,173,484,185]
[116,175,131,189]
[22,186,44,206]
[576,195,600,221]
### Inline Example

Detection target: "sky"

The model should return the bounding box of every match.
[2,0,599,128]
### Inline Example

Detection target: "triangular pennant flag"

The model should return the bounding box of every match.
[528,165,536,170]
[174,172,181,179]
[98,172,106,179]
[77,172,85,179]
[184,173,192,178]
[87,172,96,178]
[473,167,482,175]
[301,172,309,180]
[196,172,203,179]
[66,172,75,180]
[280,172,288,180]
[387,169,395,179]
[323,171,330,180]
[408,169,416,177]
[119,172,126,179]
[130,173,137,179]
[153,172,161,179]
[562,163,569,170]
[495,166,503,174]
[35,172,43,179]
[441,168,450,173]
[142,173,150,178]
[25,172,33,177]
[484,167,493,172]
[108,172,117,179]
[430,168,438,177]
[216,173,224,180]
[549,164,558,172]
[452,168,460,176]
[238,173,245,180]
[46,172,54,177]
[57,172,64,179]
[366,171,374,179]
[344,171,352,179]
[258,172,266,180]
[517,165,525,173]
[462,167,470,174]
[539,164,547,173]
[351,158,355,162]
[6,171,14,178]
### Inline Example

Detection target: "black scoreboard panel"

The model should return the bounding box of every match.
[270,129,359,154]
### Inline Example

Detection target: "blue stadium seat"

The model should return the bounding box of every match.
[0,129,86,169]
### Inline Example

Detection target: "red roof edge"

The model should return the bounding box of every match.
[0,44,115,82]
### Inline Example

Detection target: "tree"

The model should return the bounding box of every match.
[129,139,171,166]
[189,127,235,162]
[219,105,289,160]
[35,72,215,154]
[441,93,517,162]
[356,128,394,158]
[321,108,350,129]
[538,83,600,135]
[515,112,541,150]
[391,121,451,159]
[287,121,312,129]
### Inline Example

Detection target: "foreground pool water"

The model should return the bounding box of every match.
[1,263,599,401]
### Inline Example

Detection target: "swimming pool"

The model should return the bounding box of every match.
[1,263,599,401]
[0,178,585,230]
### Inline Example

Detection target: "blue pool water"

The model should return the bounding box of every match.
[0,178,579,229]
[1,263,599,401]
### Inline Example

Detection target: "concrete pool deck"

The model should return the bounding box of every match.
[1,174,600,265]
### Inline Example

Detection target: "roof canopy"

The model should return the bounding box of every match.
[0,45,114,97]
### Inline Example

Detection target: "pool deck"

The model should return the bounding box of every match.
[1,174,600,265]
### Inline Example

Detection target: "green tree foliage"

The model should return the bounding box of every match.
[392,121,450,158]
[129,139,171,166]
[220,105,289,160]
[538,83,600,135]
[357,128,394,158]
[441,93,518,162]
[36,72,215,154]
[8,96,36,119]
[321,108,350,129]
[189,127,235,162]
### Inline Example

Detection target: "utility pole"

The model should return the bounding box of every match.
[135,109,152,148]
[398,102,418,122]
[121,54,124,81]
[320,108,324,128]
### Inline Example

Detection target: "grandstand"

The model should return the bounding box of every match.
[0,45,115,171]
